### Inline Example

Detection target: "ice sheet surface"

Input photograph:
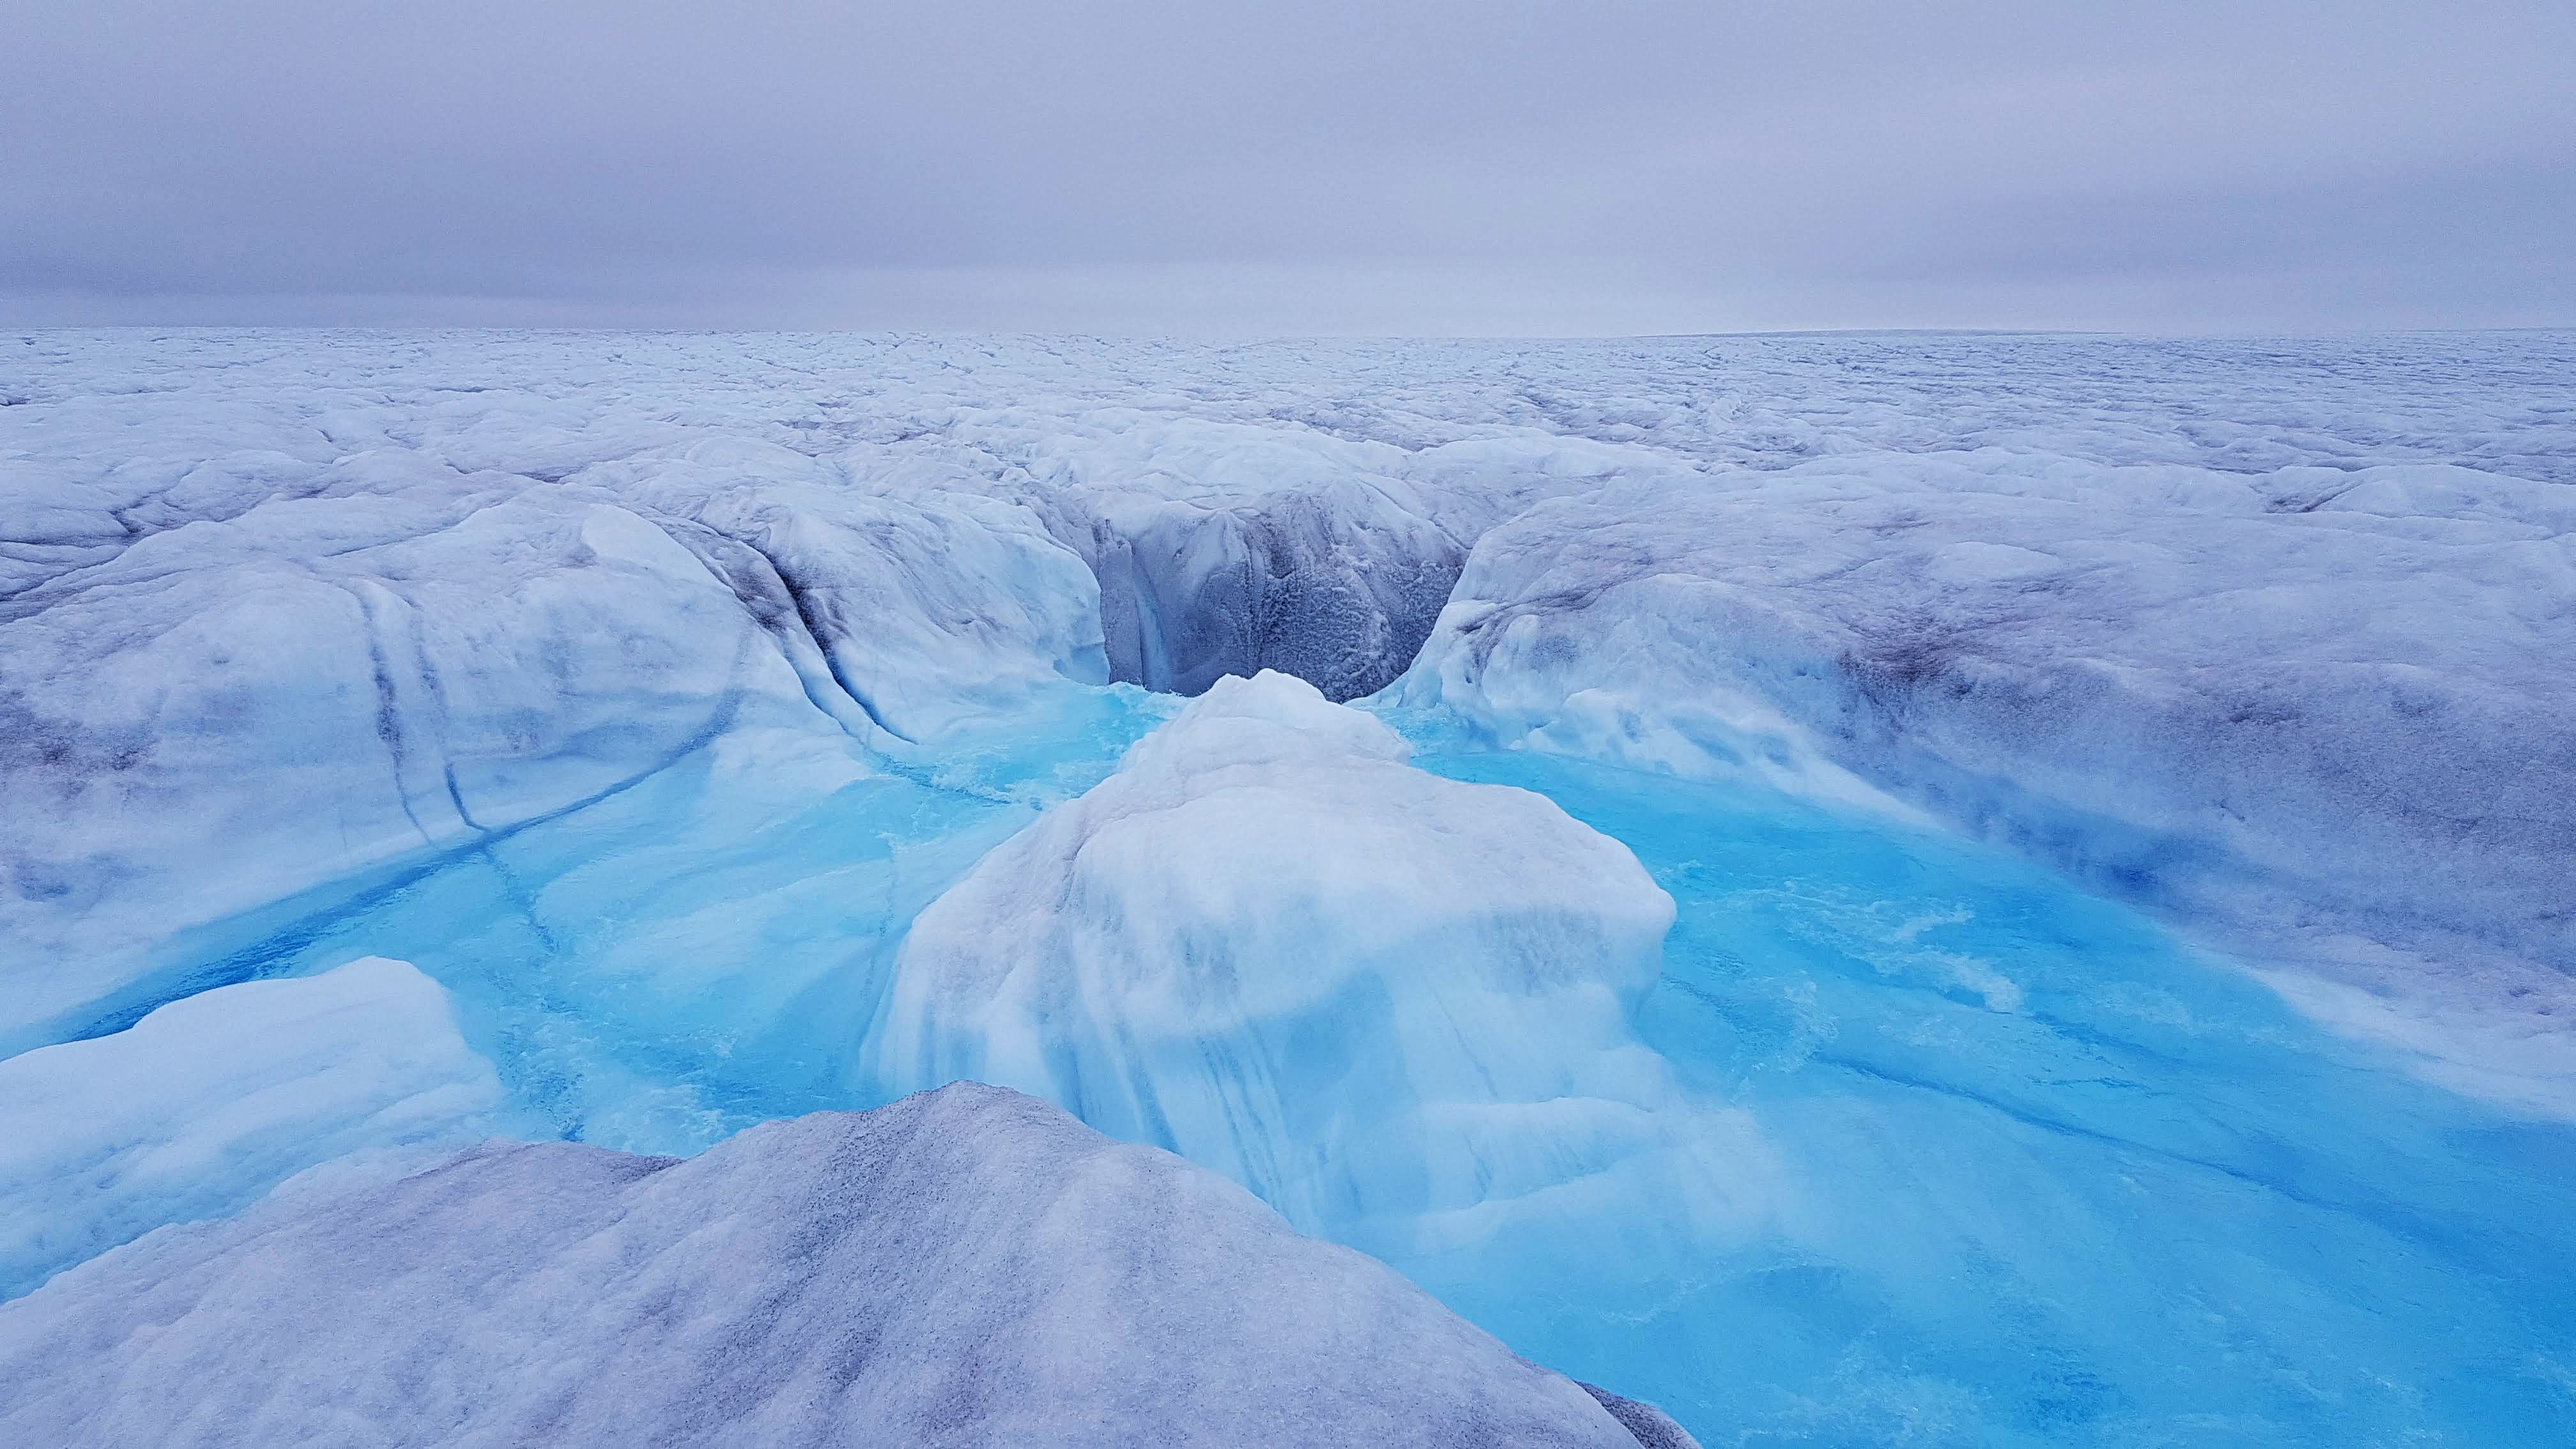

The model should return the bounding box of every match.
[867,672,1767,1259]
[4,329,2572,1445]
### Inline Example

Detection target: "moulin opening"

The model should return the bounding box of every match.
[1062,490,1468,702]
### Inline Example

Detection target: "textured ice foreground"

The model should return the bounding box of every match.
[1395,450,2576,1105]
[870,671,1759,1252]
[4,329,2574,1446]
[0,1082,1680,1448]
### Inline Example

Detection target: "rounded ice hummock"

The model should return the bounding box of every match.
[866,670,1758,1253]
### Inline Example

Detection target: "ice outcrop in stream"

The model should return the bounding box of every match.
[0,1082,1687,1449]
[0,957,504,1299]
[866,671,1761,1252]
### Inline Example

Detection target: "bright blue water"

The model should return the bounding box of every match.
[1405,744,2576,1446]
[137,684,1179,1151]
[114,686,2576,1446]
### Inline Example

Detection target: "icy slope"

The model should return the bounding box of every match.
[866,672,1763,1252]
[1393,449,2576,1099]
[0,957,504,1298]
[0,1082,1685,1449]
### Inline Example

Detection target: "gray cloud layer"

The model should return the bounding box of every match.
[4,1,2570,334]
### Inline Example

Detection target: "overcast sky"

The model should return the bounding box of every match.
[4,1,2570,335]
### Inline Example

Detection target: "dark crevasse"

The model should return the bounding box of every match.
[1051,483,1468,701]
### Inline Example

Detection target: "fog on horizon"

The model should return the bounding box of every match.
[4,0,2570,337]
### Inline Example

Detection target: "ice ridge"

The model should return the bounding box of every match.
[0,1082,1690,1449]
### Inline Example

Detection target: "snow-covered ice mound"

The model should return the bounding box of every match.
[866,670,1763,1250]
[12,329,2570,1074]
[0,957,504,1298]
[0,1081,1690,1449]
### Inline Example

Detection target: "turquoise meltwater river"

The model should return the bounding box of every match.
[137,683,2576,1446]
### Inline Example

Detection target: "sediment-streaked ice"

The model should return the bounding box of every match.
[1391,449,2576,1105]
[0,1082,1684,1449]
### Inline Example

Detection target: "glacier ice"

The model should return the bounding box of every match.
[0,956,505,1299]
[4,327,2575,1447]
[866,670,1765,1253]
[1392,448,2576,1103]
[1392,744,2576,1441]
[0,483,869,1052]
[10,328,2572,1068]
[0,1082,1680,1449]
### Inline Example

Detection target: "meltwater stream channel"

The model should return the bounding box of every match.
[118,680,2576,1448]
